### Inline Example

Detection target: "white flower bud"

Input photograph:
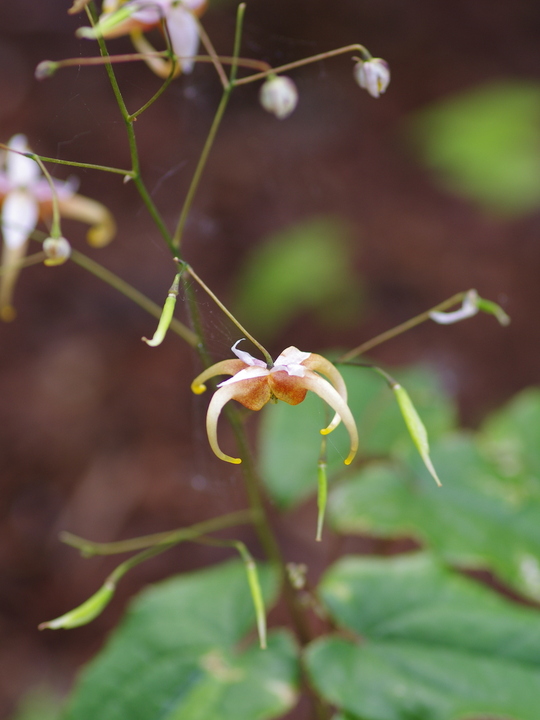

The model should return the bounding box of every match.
[354,58,390,98]
[43,236,71,266]
[259,76,298,119]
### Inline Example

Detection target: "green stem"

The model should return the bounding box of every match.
[339,291,468,362]
[172,88,231,249]
[224,404,313,646]
[171,4,246,250]
[184,263,273,366]
[70,249,198,346]
[31,155,62,238]
[232,43,371,86]
[88,3,175,252]
[128,60,177,121]
[25,154,132,177]
[0,252,46,275]
[61,509,255,556]
[39,52,270,75]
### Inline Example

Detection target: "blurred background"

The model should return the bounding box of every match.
[0,0,539,717]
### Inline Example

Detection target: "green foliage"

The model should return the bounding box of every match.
[329,387,540,602]
[259,363,454,507]
[306,553,540,720]
[64,560,299,720]
[9,687,62,720]
[408,81,540,215]
[233,217,362,340]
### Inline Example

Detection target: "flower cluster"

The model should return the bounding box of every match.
[78,0,207,77]
[192,341,358,465]
[0,135,115,321]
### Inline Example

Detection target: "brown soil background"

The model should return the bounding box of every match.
[0,0,539,717]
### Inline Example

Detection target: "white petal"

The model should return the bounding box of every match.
[231,339,267,367]
[218,366,269,387]
[274,346,311,367]
[273,363,306,378]
[1,190,39,249]
[0,171,11,196]
[7,135,40,188]
[181,0,205,10]
[430,291,479,325]
[166,4,199,73]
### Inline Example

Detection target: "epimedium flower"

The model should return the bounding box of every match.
[191,341,359,466]
[354,57,390,98]
[0,134,115,321]
[77,0,207,77]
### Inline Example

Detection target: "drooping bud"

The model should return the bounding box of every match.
[354,58,390,98]
[259,76,298,119]
[35,61,59,80]
[43,237,71,266]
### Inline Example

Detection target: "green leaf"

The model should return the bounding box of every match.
[329,432,540,601]
[306,553,540,720]
[480,387,540,480]
[259,363,455,508]
[408,81,540,216]
[64,560,299,720]
[233,217,362,340]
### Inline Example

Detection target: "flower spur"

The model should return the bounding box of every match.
[191,341,359,465]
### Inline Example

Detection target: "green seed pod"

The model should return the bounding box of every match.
[39,581,115,630]
[393,383,442,487]
[142,273,180,347]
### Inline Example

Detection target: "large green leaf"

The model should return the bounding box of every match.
[64,560,299,720]
[329,432,540,601]
[259,364,455,508]
[233,217,362,340]
[408,81,540,215]
[306,553,540,720]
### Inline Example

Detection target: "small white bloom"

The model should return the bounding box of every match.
[43,236,72,266]
[354,58,390,98]
[0,134,115,320]
[259,76,298,120]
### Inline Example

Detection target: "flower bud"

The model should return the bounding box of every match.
[43,237,71,266]
[259,76,298,119]
[35,61,59,81]
[354,58,390,98]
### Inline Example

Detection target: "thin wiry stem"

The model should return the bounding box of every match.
[61,509,255,555]
[171,4,246,250]
[233,43,371,86]
[339,291,468,362]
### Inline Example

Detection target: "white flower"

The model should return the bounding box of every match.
[192,340,358,465]
[78,0,207,77]
[354,58,390,98]
[0,135,115,321]
[259,76,298,119]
